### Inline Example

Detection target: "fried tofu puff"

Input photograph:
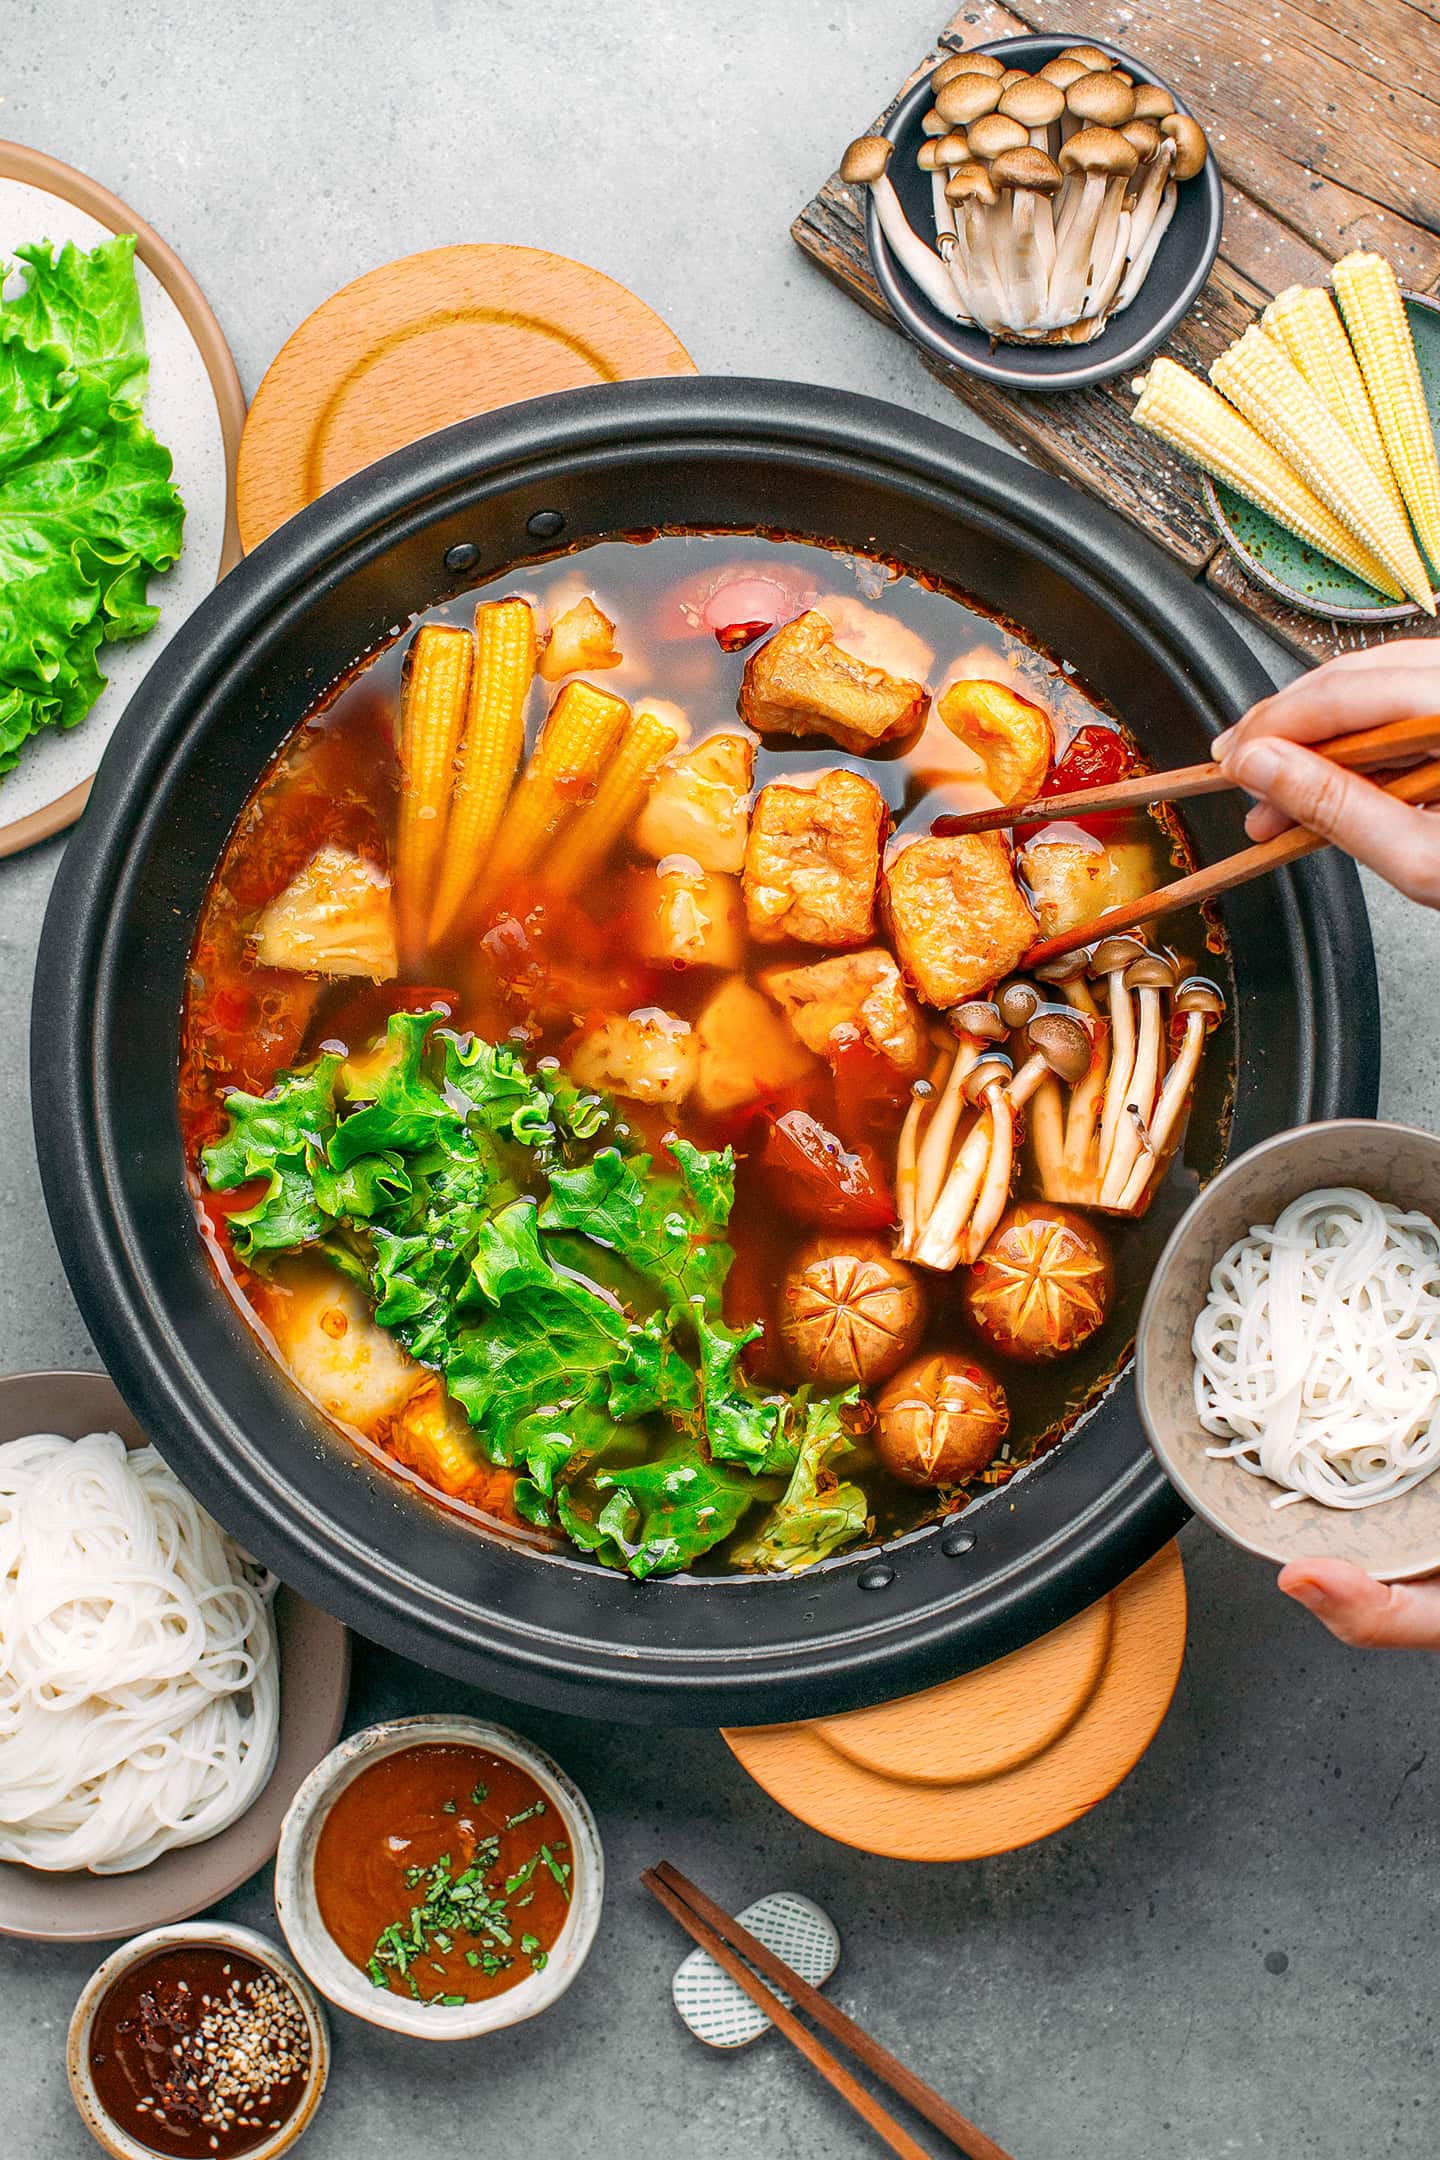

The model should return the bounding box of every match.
[935,679,1053,808]
[761,948,928,1076]
[743,769,887,946]
[883,832,1037,1007]
[740,611,928,754]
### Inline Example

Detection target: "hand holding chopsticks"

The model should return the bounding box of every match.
[644,1862,1013,2160]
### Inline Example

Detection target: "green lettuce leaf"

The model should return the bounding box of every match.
[0,235,185,776]
[730,1395,870,1572]
[558,1436,777,1580]
[200,1055,346,1256]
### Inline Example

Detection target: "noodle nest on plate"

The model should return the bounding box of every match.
[0,1430,279,1874]
[1192,1186,1440,1510]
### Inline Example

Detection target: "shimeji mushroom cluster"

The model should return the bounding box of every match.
[895,945,1225,1271]
[843,44,1209,346]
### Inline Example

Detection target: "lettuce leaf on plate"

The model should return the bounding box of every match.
[0,234,185,776]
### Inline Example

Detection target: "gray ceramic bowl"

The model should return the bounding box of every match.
[1137,1121,1440,1579]
[273,1714,604,2041]
[67,1919,329,2160]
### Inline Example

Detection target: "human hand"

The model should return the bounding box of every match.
[1212,640,1440,905]
[1279,1557,1440,1648]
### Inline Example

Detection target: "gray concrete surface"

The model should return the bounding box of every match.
[3,4,1439,2155]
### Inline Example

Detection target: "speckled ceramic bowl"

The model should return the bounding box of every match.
[1137,1121,1440,1578]
[67,1920,329,2160]
[273,1714,604,2041]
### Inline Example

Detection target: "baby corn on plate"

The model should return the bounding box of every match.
[1153,284,1440,623]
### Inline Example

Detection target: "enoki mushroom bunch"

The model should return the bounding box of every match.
[895,945,1225,1272]
[843,42,1209,347]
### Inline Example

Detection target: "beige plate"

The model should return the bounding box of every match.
[1138,1120,1440,1580]
[0,142,244,860]
[0,1371,350,1942]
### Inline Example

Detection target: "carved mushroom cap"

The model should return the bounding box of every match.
[1026,1009,1093,1084]
[841,135,893,184]
[874,1351,1010,1487]
[1161,111,1209,179]
[935,71,1004,127]
[964,1202,1113,1363]
[779,1235,926,1389]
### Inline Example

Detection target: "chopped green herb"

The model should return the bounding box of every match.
[505,1799,546,1829]
[470,1780,489,1805]
[539,1842,573,1900]
[465,1950,481,1969]
[504,1854,540,1896]
[439,1995,467,2008]
[441,1797,458,1815]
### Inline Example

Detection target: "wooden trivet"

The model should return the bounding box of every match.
[723,1542,1186,1861]
[235,242,695,549]
[794,1,1440,666]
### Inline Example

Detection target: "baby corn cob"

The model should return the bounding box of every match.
[1333,250,1440,578]
[476,677,630,907]
[543,705,682,893]
[395,625,473,964]
[1210,326,1434,611]
[1131,358,1404,598]
[429,598,536,944]
[1261,284,1407,521]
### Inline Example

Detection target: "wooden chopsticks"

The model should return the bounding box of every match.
[643,1862,1013,2160]
[1021,751,1440,969]
[938,708,1440,838]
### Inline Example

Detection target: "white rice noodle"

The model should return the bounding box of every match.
[1192,1187,1440,1511]
[0,1431,279,1873]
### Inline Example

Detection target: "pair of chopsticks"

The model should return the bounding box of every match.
[932,708,1440,970]
[643,1862,1013,2160]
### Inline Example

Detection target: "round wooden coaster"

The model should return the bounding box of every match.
[235,243,696,550]
[722,1543,1186,1861]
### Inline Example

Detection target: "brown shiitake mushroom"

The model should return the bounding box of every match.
[874,1351,1009,1487]
[964,1201,1112,1362]
[779,1235,926,1389]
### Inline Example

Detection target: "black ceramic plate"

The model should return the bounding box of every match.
[31,379,1375,1726]
[867,33,1223,392]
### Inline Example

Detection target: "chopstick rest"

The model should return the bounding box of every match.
[672,1891,840,2049]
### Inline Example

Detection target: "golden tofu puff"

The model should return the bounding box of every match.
[740,610,928,753]
[743,769,887,946]
[629,858,746,972]
[567,1007,698,1105]
[260,1266,422,1435]
[253,844,398,980]
[883,832,1037,1007]
[633,730,755,874]
[1018,829,1156,938]
[809,593,934,684]
[692,976,817,1114]
[936,678,1053,807]
[761,948,928,1076]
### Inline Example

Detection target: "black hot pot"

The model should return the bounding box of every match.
[32,379,1377,1724]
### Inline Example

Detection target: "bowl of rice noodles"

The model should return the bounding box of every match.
[1137,1120,1440,1578]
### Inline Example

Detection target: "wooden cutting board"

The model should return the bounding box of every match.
[793,0,1440,666]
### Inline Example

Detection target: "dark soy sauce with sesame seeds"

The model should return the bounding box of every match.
[88,1946,310,2158]
[313,1743,570,2006]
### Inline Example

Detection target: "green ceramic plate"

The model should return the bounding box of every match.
[1204,287,1440,623]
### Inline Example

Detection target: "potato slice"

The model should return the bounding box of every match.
[629,860,745,972]
[693,976,816,1114]
[633,731,755,873]
[263,1267,420,1435]
[567,1008,698,1104]
[1018,833,1157,937]
[253,845,397,981]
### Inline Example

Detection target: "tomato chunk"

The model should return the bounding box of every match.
[756,1107,896,1231]
[1015,722,1136,842]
